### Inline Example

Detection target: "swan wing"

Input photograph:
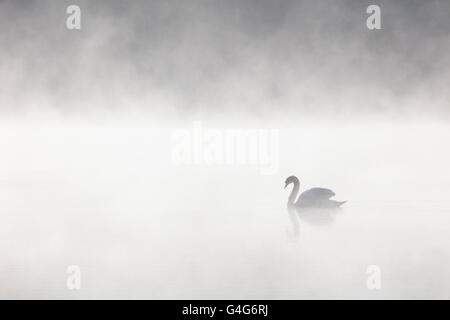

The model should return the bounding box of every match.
[297,188,335,202]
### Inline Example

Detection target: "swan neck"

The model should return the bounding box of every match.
[288,180,300,205]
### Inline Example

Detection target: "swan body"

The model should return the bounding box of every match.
[284,176,346,208]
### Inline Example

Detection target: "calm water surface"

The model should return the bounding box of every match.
[1,123,449,299]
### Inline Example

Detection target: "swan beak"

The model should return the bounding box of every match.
[284,182,288,188]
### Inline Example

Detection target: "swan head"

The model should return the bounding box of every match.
[284,175,299,188]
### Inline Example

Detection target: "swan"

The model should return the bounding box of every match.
[284,176,346,208]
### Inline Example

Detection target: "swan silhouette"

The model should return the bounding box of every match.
[284,176,346,208]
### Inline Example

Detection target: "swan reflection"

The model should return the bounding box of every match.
[286,205,342,240]
[284,175,346,240]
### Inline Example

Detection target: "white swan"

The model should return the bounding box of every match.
[284,176,346,208]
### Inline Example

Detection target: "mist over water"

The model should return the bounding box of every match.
[1,0,449,299]
[1,121,449,299]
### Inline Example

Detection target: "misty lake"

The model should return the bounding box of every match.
[1,121,449,299]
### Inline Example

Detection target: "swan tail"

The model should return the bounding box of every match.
[336,201,347,207]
